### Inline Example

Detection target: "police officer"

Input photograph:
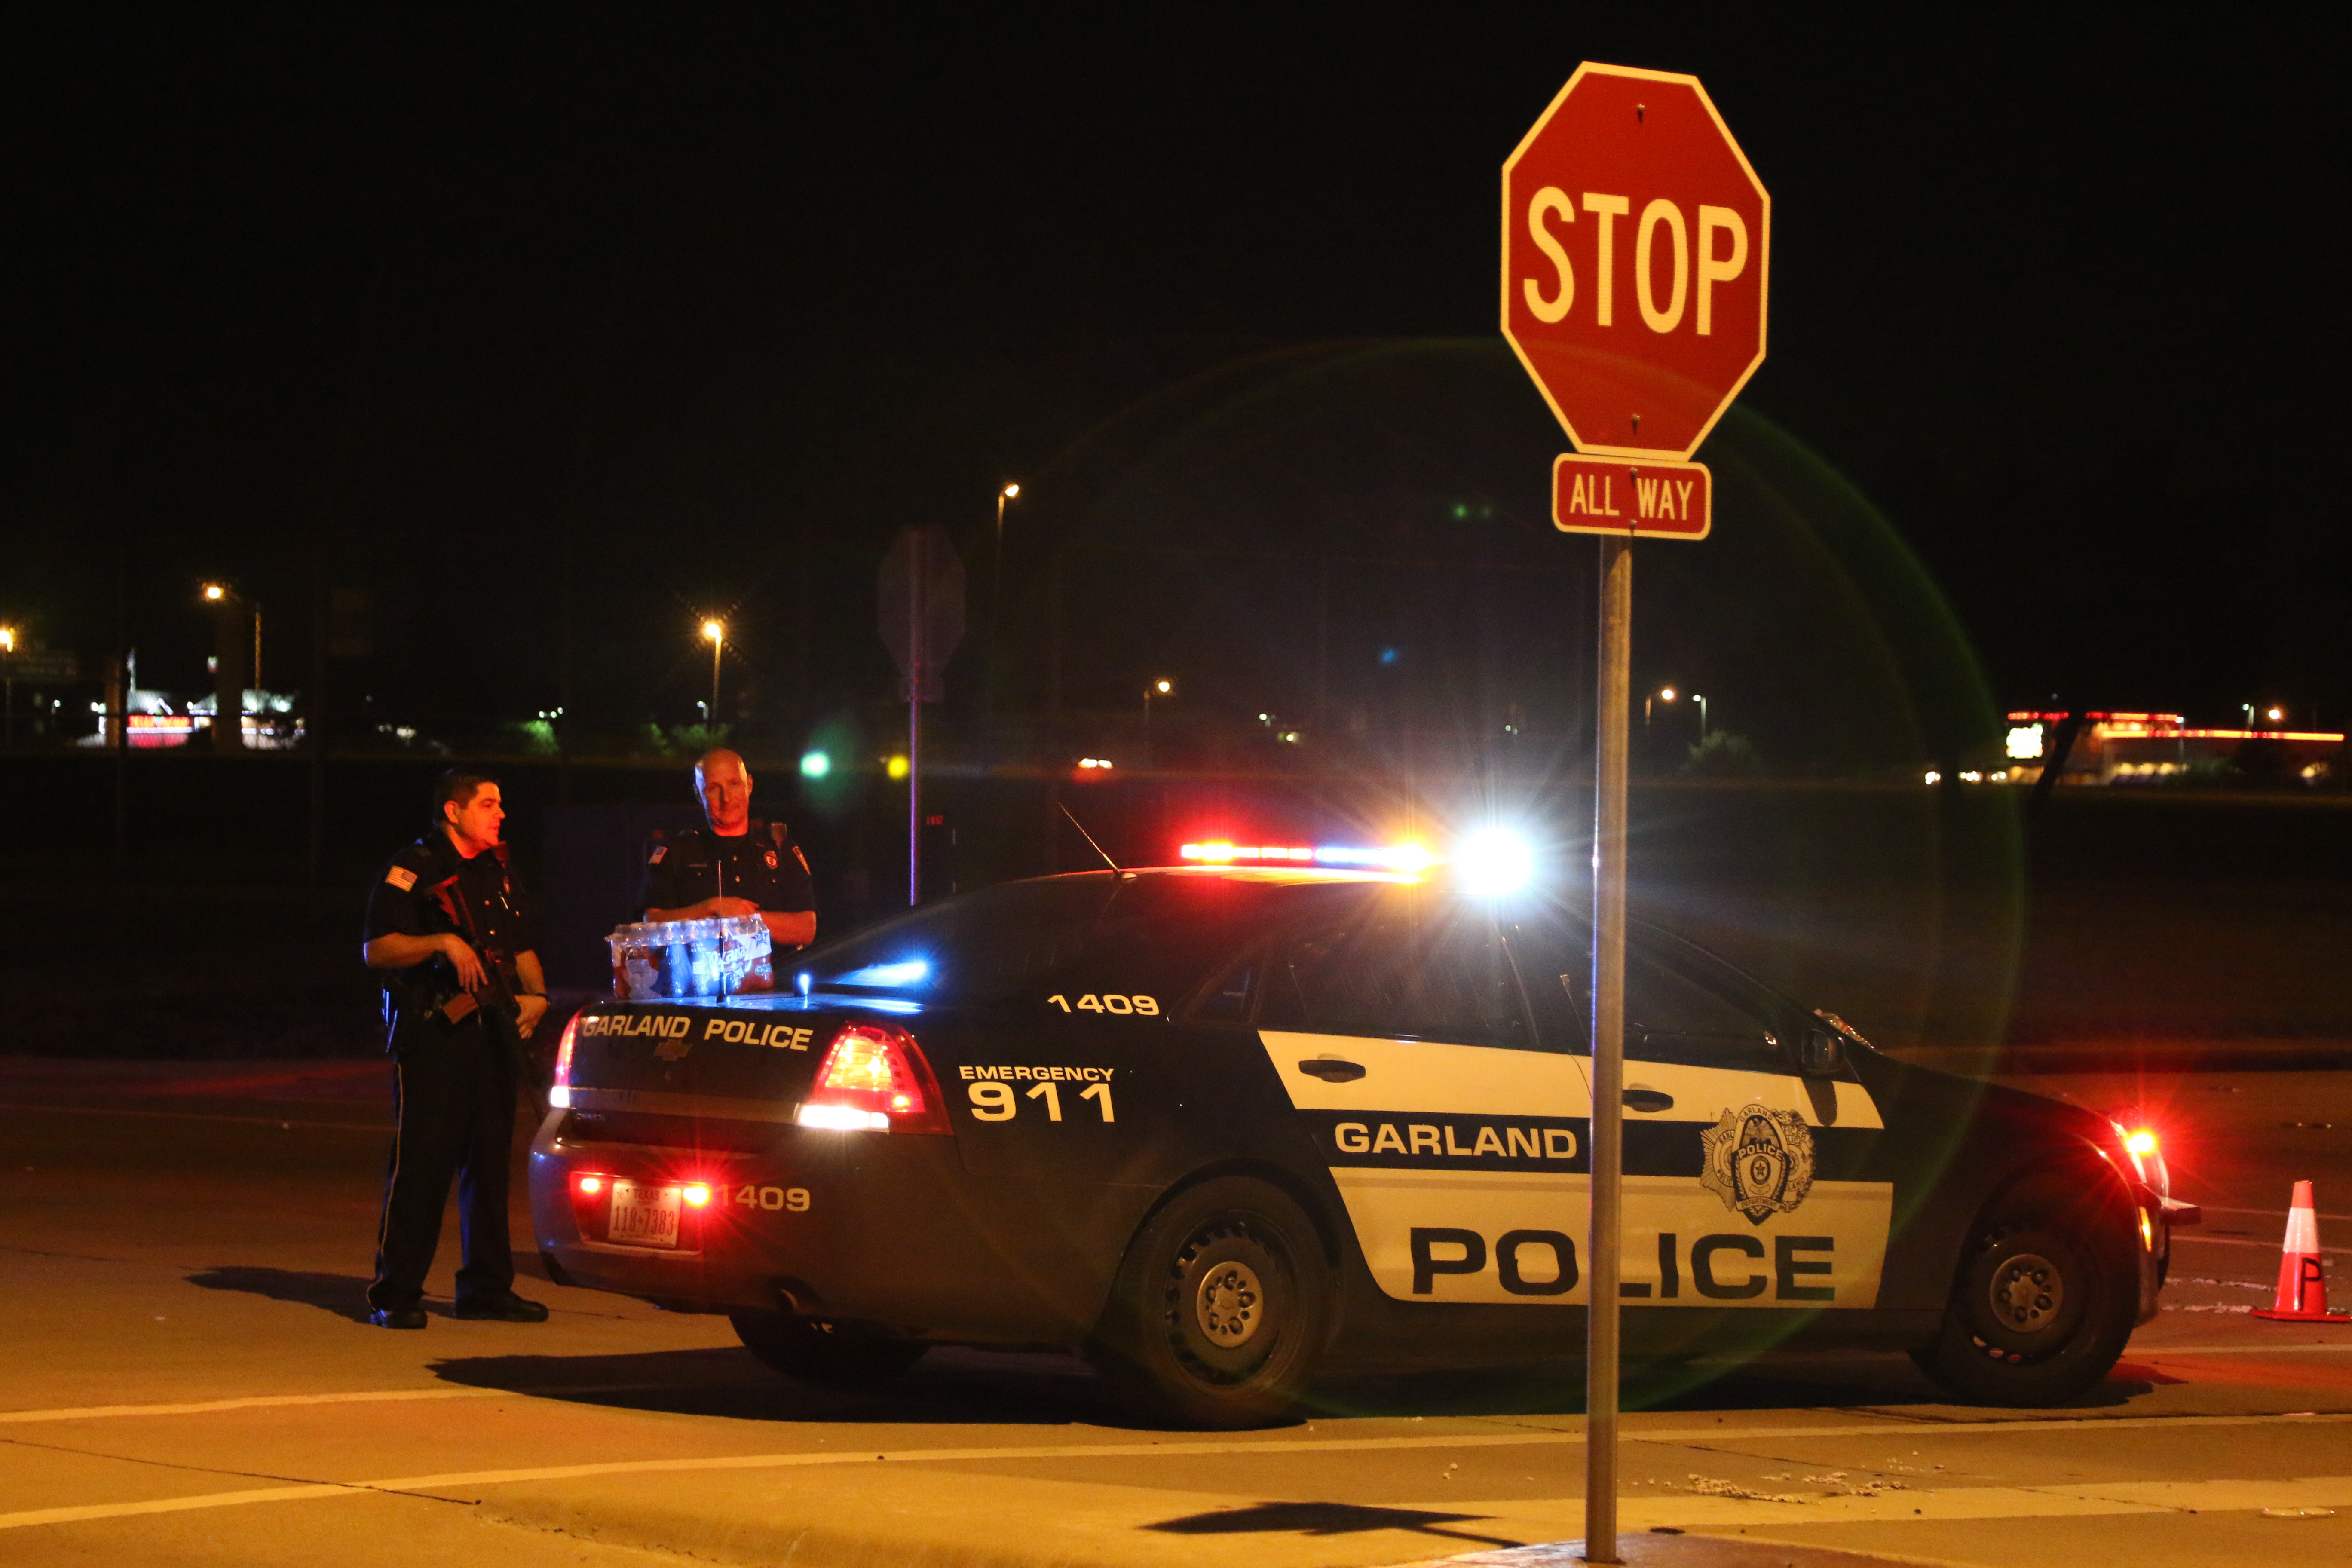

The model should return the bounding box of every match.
[640,748,817,951]
[362,769,551,1329]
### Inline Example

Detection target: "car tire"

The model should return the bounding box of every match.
[729,1312,928,1388]
[1089,1176,1332,1430]
[1912,1176,2139,1407]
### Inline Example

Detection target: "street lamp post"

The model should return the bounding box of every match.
[702,619,726,728]
[1645,686,1676,727]
[1692,693,1708,741]
[201,583,251,752]
[0,625,14,745]
[991,482,1019,716]
[1144,678,1172,760]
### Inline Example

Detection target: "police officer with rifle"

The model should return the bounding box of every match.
[361,769,551,1329]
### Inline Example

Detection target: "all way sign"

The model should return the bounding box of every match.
[1550,453,1709,540]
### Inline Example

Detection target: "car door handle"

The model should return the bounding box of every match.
[1622,1088,1674,1113]
[1298,1058,1366,1083]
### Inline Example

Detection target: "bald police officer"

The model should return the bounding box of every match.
[640,748,817,952]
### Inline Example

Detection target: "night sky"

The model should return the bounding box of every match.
[1,9,2342,747]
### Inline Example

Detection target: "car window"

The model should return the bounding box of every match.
[1190,948,1259,1025]
[1500,915,1590,1051]
[1626,950,1782,1069]
[1259,896,1529,1047]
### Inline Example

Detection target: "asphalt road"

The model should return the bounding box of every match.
[4,1057,2350,1568]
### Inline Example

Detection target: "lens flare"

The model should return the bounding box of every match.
[1456,829,1535,895]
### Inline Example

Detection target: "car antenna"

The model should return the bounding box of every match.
[1058,803,1122,873]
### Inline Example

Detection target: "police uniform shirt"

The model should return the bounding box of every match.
[639,820,815,922]
[366,833,539,1046]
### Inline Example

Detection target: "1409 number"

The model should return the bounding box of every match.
[1046,994,1158,1015]
[733,1185,810,1212]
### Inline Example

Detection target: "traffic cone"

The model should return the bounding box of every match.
[2251,1181,2352,1323]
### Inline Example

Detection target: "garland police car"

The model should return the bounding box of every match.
[531,845,2190,1427]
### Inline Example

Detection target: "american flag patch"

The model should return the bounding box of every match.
[384,866,417,891]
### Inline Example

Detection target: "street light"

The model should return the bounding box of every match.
[989,482,1022,719]
[702,619,725,725]
[1645,686,1677,726]
[0,625,14,746]
[1143,677,1173,754]
[1692,693,1709,740]
[200,583,263,745]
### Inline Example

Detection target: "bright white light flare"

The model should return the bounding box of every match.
[1455,829,1536,896]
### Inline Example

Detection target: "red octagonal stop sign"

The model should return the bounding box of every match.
[1502,64,1769,461]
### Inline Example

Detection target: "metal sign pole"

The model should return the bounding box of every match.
[907,532,924,907]
[1584,532,1632,1565]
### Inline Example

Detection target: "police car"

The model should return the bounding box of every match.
[530,846,2188,1427]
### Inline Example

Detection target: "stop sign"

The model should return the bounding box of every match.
[1502,64,1769,461]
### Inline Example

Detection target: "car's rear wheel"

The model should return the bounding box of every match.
[1090,1176,1332,1429]
[1912,1176,2138,1406]
[730,1312,927,1388]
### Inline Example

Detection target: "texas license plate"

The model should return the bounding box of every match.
[606,1181,682,1248]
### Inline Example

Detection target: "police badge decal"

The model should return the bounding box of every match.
[1699,1103,1816,1225]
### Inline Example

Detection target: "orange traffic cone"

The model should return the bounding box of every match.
[2251,1181,2352,1323]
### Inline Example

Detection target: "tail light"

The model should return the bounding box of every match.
[2110,1115,2167,1189]
[797,1021,950,1134]
[550,1013,580,1109]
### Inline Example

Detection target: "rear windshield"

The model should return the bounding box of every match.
[796,874,1365,1005]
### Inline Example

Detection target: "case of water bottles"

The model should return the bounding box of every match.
[607,914,774,999]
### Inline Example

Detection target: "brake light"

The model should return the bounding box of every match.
[2125,1129,2158,1158]
[550,1013,580,1109]
[682,1183,712,1207]
[797,1021,951,1134]
[576,1174,602,1195]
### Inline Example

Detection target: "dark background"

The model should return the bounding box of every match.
[1,8,2342,737]
[4,9,2348,1063]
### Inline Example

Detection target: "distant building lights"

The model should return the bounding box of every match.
[2006,725,2045,760]
[1077,757,1114,769]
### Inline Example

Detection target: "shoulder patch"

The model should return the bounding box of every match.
[384,865,418,892]
[648,845,668,864]
[792,845,811,875]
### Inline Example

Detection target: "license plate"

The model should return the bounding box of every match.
[606,1181,682,1248]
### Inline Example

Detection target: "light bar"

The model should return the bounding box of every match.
[1179,842,1437,873]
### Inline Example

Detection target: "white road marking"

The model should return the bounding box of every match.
[0,1102,386,1132]
[2195,1204,2352,1225]
[1405,1474,2352,1531]
[5,1412,2349,1531]
[2127,1341,2352,1356]
[2172,1234,2351,1256]
[0,1389,506,1424]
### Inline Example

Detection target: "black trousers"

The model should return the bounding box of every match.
[369,1020,519,1311]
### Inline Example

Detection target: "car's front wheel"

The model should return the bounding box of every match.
[1912,1175,2139,1406]
[730,1312,928,1388]
[1090,1176,1332,1428]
